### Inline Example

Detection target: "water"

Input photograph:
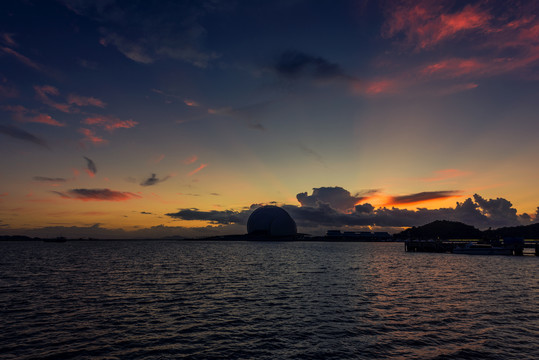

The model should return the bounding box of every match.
[0,241,537,359]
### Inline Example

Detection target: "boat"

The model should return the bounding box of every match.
[452,242,512,255]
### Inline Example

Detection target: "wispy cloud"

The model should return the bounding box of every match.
[208,102,268,131]
[34,85,72,113]
[383,2,490,50]
[0,124,50,149]
[188,164,207,177]
[84,156,97,177]
[82,115,138,132]
[64,1,222,68]
[1,46,44,72]
[79,128,107,145]
[33,176,67,182]
[35,85,107,113]
[53,188,141,201]
[386,190,461,206]
[1,105,65,126]
[140,173,171,186]
[184,155,198,165]
[67,94,106,108]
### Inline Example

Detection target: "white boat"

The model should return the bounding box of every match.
[452,242,512,255]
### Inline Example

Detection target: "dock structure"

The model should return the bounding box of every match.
[405,238,539,256]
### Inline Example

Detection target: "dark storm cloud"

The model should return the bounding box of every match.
[0,124,50,149]
[53,189,141,201]
[140,173,171,186]
[33,176,67,182]
[273,51,352,81]
[83,156,97,175]
[297,187,378,212]
[388,190,461,205]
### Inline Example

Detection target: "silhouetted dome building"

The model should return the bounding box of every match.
[247,205,297,237]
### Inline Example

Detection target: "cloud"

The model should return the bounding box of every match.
[1,46,44,72]
[53,188,141,201]
[387,190,461,205]
[84,156,97,176]
[1,33,17,47]
[184,155,198,165]
[33,176,67,182]
[82,115,138,131]
[140,173,171,186]
[141,211,153,215]
[34,85,107,113]
[1,105,65,126]
[165,189,533,232]
[79,128,107,145]
[0,124,50,149]
[273,50,352,82]
[34,85,72,113]
[67,94,106,108]
[166,208,248,225]
[472,194,520,227]
[184,99,199,107]
[383,2,490,49]
[298,143,324,164]
[297,187,377,212]
[63,1,222,68]
[208,102,268,131]
[367,1,539,95]
[188,164,207,177]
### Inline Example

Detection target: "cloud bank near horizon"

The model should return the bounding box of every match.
[166,188,538,233]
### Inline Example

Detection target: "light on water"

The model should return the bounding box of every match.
[1,241,538,359]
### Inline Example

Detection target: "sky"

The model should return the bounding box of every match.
[1,0,538,238]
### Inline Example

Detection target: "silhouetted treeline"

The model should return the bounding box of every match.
[393,220,483,240]
[394,220,539,240]
[483,223,539,239]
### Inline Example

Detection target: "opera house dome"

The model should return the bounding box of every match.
[247,205,297,237]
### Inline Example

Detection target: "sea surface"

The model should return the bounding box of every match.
[0,240,538,359]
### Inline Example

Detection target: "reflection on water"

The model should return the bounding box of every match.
[0,241,538,359]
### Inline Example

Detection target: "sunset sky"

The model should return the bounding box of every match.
[1,0,538,238]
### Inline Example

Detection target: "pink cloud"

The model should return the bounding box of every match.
[384,2,491,49]
[67,94,106,108]
[34,85,73,113]
[362,79,401,95]
[82,115,138,132]
[188,164,207,177]
[184,155,198,165]
[79,128,107,145]
[54,188,141,201]
[184,99,199,107]
[1,105,65,126]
